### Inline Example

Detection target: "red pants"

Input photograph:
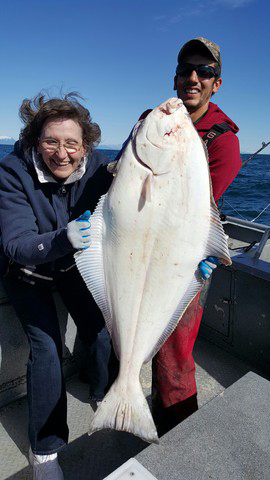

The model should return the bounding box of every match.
[152,292,203,408]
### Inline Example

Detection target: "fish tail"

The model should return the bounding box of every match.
[88,379,159,444]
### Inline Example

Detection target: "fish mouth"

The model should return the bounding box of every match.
[133,145,154,174]
[133,145,167,176]
[132,98,187,176]
[135,152,169,177]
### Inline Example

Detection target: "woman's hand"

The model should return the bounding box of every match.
[67,210,91,250]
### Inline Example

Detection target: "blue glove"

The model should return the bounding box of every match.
[199,256,219,280]
[67,210,91,250]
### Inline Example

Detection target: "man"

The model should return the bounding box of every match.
[151,37,241,435]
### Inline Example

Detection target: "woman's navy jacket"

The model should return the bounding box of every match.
[0,142,113,277]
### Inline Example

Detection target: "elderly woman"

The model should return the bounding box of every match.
[0,93,112,479]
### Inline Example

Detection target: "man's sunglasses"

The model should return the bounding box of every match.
[176,63,219,79]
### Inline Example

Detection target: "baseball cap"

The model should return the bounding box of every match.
[177,37,221,73]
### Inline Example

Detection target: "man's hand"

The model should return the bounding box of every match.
[67,210,91,250]
[199,256,219,280]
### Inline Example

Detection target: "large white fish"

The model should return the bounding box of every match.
[75,97,231,444]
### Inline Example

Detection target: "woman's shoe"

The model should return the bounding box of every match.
[29,447,64,480]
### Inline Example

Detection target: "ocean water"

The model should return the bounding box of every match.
[222,153,270,225]
[0,145,269,226]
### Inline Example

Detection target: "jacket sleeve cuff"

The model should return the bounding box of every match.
[56,228,76,255]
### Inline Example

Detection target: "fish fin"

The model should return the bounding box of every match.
[142,173,152,202]
[74,194,113,335]
[89,378,159,444]
[138,173,152,211]
[204,200,232,266]
[202,135,230,265]
[146,200,231,361]
[145,273,203,362]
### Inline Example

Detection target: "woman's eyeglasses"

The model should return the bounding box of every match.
[176,63,219,79]
[40,139,82,154]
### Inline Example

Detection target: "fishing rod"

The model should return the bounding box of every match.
[241,140,270,167]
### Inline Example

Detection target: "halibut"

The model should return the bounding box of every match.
[75,97,231,443]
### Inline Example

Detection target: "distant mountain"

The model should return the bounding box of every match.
[99,144,121,151]
[0,136,16,145]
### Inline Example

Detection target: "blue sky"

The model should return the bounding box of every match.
[0,0,269,153]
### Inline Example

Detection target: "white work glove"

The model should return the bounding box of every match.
[67,210,91,250]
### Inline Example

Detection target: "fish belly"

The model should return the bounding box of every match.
[104,142,210,367]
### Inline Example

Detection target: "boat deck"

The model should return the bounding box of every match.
[0,336,264,480]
